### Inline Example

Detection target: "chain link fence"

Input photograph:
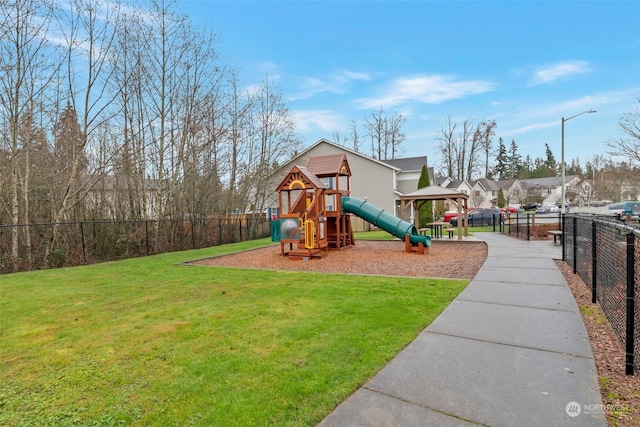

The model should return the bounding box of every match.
[0,216,270,274]
[564,214,639,376]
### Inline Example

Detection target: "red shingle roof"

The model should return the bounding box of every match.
[305,154,351,177]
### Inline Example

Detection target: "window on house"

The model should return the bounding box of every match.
[322,177,334,189]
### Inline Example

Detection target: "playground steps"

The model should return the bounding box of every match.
[325,214,354,249]
[288,248,326,260]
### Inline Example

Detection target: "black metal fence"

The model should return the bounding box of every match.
[0,216,271,274]
[503,212,563,240]
[563,214,639,376]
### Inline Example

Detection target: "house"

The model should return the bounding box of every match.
[471,178,525,209]
[434,175,526,210]
[470,178,501,208]
[519,175,592,206]
[441,179,474,198]
[496,179,525,208]
[382,157,434,195]
[266,139,429,225]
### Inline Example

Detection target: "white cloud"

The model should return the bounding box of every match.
[288,69,373,101]
[356,74,494,109]
[496,89,637,138]
[292,109,346,133]
[531,60,592,85]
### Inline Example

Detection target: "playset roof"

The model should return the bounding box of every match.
[275,165,327,191]
[305,154,351,178]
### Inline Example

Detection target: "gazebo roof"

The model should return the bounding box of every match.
[401,185,469,200]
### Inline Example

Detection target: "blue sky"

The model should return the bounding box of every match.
[181,0,640,168]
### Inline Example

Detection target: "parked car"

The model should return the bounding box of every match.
[536,205,558,214]
[449,208,502,227]
[522,203,538,211]
[623,201,640,220]
[603,202,625,219]
[443,211,460,222]
[501,206,520,213]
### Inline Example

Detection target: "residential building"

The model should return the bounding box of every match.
[496,179,525,208]
[519,175,592,206]
[470,178,501,208]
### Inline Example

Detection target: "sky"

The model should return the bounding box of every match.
[180,0,640,169]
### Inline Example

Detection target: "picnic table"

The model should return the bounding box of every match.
[419,221,450,238]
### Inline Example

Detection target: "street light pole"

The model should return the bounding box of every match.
[561,109,597,215]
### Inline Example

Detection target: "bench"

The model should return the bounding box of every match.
[547,230,563,244]
[443,227,456,238]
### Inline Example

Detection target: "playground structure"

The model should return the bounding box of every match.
[273,154,431,259]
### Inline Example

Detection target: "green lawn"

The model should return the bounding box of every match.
[1,238,468,426]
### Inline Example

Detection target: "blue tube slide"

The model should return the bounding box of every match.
[342,196,431,247]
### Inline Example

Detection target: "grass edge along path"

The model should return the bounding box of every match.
[1,238,468,426]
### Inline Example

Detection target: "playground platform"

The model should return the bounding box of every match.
[318,232,606,426]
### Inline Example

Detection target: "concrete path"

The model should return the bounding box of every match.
[318,232,606,426]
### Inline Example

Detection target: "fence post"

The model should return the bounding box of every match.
[625,232,635,375]
[145,221,150,255]
[191,218,196,249]
[562,214,566,261]
[80,222,87,263]
[591,220,597,304]
[526,213,530,241]
[572,216,577,275]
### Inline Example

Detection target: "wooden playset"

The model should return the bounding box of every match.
[274,154,354,260]
[274,154,431,260]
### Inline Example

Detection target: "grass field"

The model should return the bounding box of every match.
[1,237,468,426]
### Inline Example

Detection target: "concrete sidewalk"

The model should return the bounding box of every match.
[318,232,606,426]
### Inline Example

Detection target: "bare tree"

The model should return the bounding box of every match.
[348,119,360,152]
[606,96,640,165]
[44,0,123,263]
[385,111,406,159]
[458,119,474,181]
[331,130,343,146]
[242,76,301,236]
[0,0,60,268]
[437,117,493,181]
[437,116,456,179]
[479,120,497,178]
[365,107,385,159]
[363,107,406,160]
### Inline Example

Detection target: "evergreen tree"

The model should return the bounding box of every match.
[494,137,508,179]
[529,156,555,178]
[417,165,433,226]
[544,143,557,171]
[518,155,534,179]
[566,157,583,176]
[508,139,521,179]
[497,188,505,208]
